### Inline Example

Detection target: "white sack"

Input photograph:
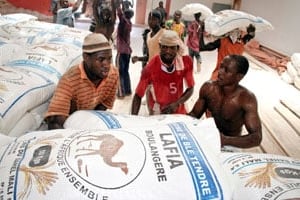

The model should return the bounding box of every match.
[0,20,66,43]
[64,110,199,130]
[0,133,15,147]
[291,53,300,69]
[0,121,233,200]
[0,66,55,134]
[286,61,298,81]
[205,10,273,36]
[8,101,50,137]
[221,152,300,200]
[0,13,37,24]
[5,43,81,84]
[280,70,293,84]
[294,75,300,90]
[0,42,23,65]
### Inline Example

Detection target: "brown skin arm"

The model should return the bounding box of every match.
[221,94,262,148]
[47,115,68,130]
[189,82,262,148]
[161,87,194,114]
[131,94,142,115]
[72,0,82,12]
[131,55,148,64]
[188,82,210,118]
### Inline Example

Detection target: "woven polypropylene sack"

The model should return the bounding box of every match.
[0,121,233,200]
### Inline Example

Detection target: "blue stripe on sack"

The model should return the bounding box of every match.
[169,122,223,200]
[48,37,82,48]
[0,82,54,117]
[227,154,300,175]
[0,70,53,117]
[6,60,62,80]
[216,17,261,27]
[92,111,121,129]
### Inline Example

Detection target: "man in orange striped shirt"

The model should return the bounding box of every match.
[45,33,119,129]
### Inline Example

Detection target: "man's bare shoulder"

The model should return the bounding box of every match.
[238,85,257,100]
[201,80,218,90]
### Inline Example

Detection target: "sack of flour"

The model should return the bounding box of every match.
[205,10,273,36]
[0,13,37,24]
[0,121,232,200]
[0,133,15,147]
[0,66,55,134]
[64,110,199,130]
[221,152,300,200]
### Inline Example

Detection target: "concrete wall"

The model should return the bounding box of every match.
[240,0,299,56]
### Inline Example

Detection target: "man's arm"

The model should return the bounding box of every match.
[161,87,194,114]
[199,31,220,51]
[221,94,262,148]
[188,82,209,118]
[72,0,82,12]
[131,55,148,64]
[131,94,142,115]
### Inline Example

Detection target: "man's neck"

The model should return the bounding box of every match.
[222,84,239,96]
[152,26,160,33]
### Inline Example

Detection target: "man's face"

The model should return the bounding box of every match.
[217,57,240,86]
[159,44,178,65]
[85,49,112,80]
[173,12,181,22]
[60,0,69,8]
[148,15,160,29]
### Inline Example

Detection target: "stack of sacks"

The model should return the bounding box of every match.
[0,0,52,22]
[0,119,234,200]
[0,65,54,136]
[221,152,300,199]
[0,17,90,84]
[0,13,91,136]
[0,13,38,24]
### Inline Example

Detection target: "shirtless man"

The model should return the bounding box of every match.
[189,54,262,148]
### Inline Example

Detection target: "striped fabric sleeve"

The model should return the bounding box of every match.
[45,75,73,118]
[100,67,119,109]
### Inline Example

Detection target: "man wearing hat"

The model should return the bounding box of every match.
[131,30,195,115]
[45,33,119,129]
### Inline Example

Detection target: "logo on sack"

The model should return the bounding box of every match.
[63,130,146,189]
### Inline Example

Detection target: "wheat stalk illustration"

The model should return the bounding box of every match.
[17,161,58,199]
[238,163,283,189]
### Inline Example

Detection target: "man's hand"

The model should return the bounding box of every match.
[46,115,67,130]
[131,56,139,64]
[161,103,178,114]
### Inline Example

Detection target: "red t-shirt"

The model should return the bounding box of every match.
[135,55,194,114]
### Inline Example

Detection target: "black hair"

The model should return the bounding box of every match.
[124,9,134,18]
[247,24,256,34]
[149,9,162,21]
[230,54,249,75]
